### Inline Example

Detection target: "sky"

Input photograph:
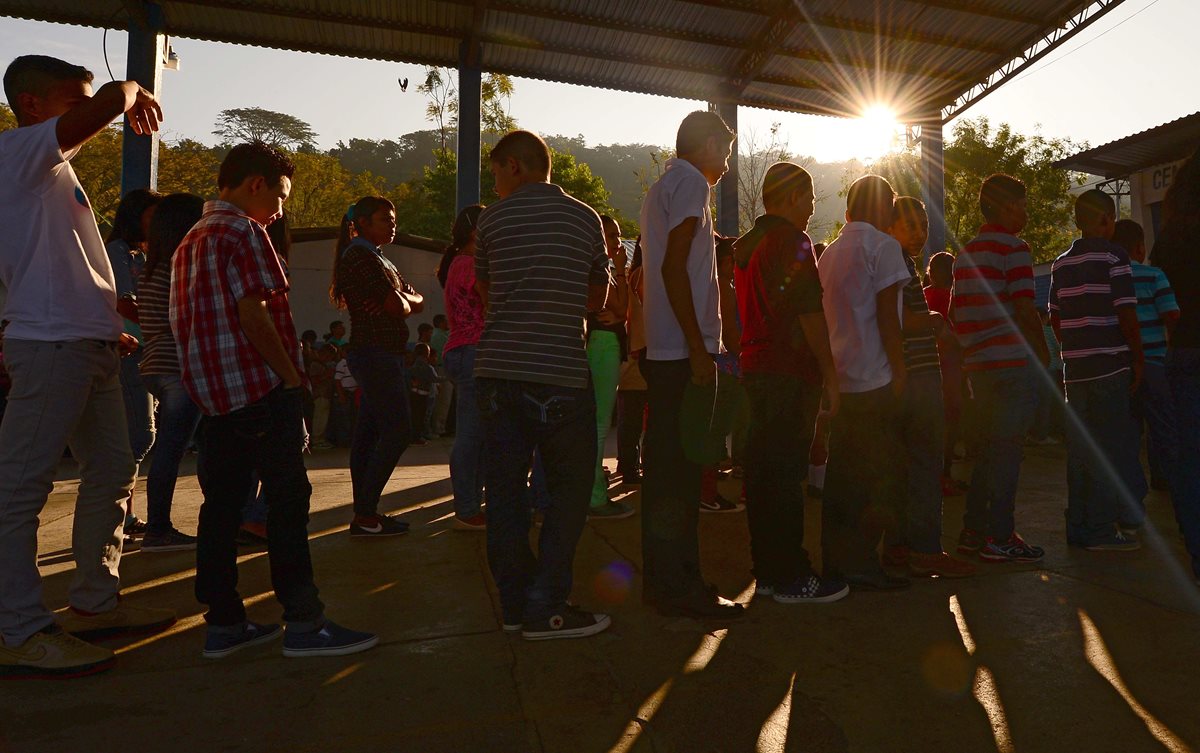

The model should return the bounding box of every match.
[0,0,1195,164]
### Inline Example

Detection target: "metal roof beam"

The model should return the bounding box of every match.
[671,0,1012,54]
[941,0,1127,123]
[902,1,1043,25]
[722,0,805,98]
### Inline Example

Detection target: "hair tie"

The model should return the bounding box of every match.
[346,204,356,221]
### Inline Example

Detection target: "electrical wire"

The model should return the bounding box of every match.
[1008,0,1166,87]
[101,5,126,82]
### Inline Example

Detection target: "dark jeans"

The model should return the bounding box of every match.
[119,352,156,464]
[821,385,903,576]
[1064,370,1142,543]
[478,377,596,622]
[641,359,705,601]
[1030,366,1065,441]
[346,348,411,517]
[1134,360,1178,496]
[616,389,647,475]
[743,373,820,585]
[444,345,484,518]
[142,373,202,535]
[963,366,1036,540]
[1168,348,1200,577]
[897,370,946,553]
[195,386,323,628]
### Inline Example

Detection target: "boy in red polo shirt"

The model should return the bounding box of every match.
[734,163,847,603]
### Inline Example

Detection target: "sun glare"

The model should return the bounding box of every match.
[847,104,902,162]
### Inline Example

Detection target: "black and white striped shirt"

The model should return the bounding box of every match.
[475,182,611,388]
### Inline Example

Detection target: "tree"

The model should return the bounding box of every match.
[418,67,518,145]
[943,117,1086,261]
[158,139,221,198]
[0,102,16,131]
[213,107,318,151]
[287,151,385,229]
[737,122,793,231]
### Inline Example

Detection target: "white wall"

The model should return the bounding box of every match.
[287,238,446,338]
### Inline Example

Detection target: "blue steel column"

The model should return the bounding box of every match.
[710,101,739,237]
[120,4,164,195]
[456,42,482,214]
[920,119,946,260]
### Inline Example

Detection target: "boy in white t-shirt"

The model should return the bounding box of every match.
[815,175,911,591]
[638,110,743,621]
[0,55,174,679]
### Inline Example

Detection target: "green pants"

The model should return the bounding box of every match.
[587,330,621,507]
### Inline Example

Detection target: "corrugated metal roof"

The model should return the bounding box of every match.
[0,0,1118,121]
[1054,112,1200,178]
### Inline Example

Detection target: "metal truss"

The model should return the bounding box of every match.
[941,0,1127,124]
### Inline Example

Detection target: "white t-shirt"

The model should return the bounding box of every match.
[334,359,357,389]
[0,117,123,342]
[639,158,721,360]
[816,221,911,393]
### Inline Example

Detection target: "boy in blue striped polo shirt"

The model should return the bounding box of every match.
[1048,190,1144,551]
[1112,219,1180,495]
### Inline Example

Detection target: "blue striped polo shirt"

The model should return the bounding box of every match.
[1048,237,1137,383]
[1130,261,1179,362]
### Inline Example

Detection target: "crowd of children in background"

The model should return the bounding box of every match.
[2,53,1199,678]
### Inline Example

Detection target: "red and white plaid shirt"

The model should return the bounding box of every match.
[170,200,303,416]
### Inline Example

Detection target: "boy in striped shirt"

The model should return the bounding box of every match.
[1049,190,1144,551]
[952,174,1050,563]
[1112,219,1180,496]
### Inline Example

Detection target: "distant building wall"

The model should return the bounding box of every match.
[288,235,446,339]
[1131,158,1187,256]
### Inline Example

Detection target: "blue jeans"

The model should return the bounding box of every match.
[346,348,412,517]
[444,345,483,518]
[478,377,596,623]
[1134,360,1178,496]
[897,370,946,554]
[1064,370,1142,543]
[120,353,156,463]
[141,373,202,535]
[1168,348,1200,577]
[963,366,1037,540]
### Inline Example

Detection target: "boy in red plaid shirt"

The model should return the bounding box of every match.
[171,142,377,659]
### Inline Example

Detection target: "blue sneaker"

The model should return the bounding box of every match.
[202,621,282,659]
[282,620,379,657]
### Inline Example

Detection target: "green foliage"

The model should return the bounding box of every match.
[943,117,1086,262]
[0,102,16,131]
[158,139,221,199]
[288,151,386,229]
[212,107,318,151]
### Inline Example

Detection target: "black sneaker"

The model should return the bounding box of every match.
[123,515,147,538]
[202,621,282,659]
[773,574,850,604]
[618,470,642,486]
[282,620,379,657]
[141,528,198,553]
[699,495,744,514]
[521,606,611,641]
[349,514,410,538]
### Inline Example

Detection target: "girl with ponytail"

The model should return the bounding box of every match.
[330,195,424,537]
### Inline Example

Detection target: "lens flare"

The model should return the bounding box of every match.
[594,560,635,605]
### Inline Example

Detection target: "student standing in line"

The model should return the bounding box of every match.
[330,196,424,538]
[438,205,488,530]
[816,175,911,591]
[1049,190,1144,551]
[0,55,175,678]
[615,241,648,487]
[639,111,744,619]
[475,130,613,640]
[1150,151,1200,587]
[923,251,967,497]
[106,188,162,538]
[138,192,205,553]
[1113,219,1180,495]
[586,215,635,520]
[886,197,975,578]
[734,162,847,603]
[952,174,1050,563]
[173,142,377,659]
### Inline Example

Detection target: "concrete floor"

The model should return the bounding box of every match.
[5,439,1200,753]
